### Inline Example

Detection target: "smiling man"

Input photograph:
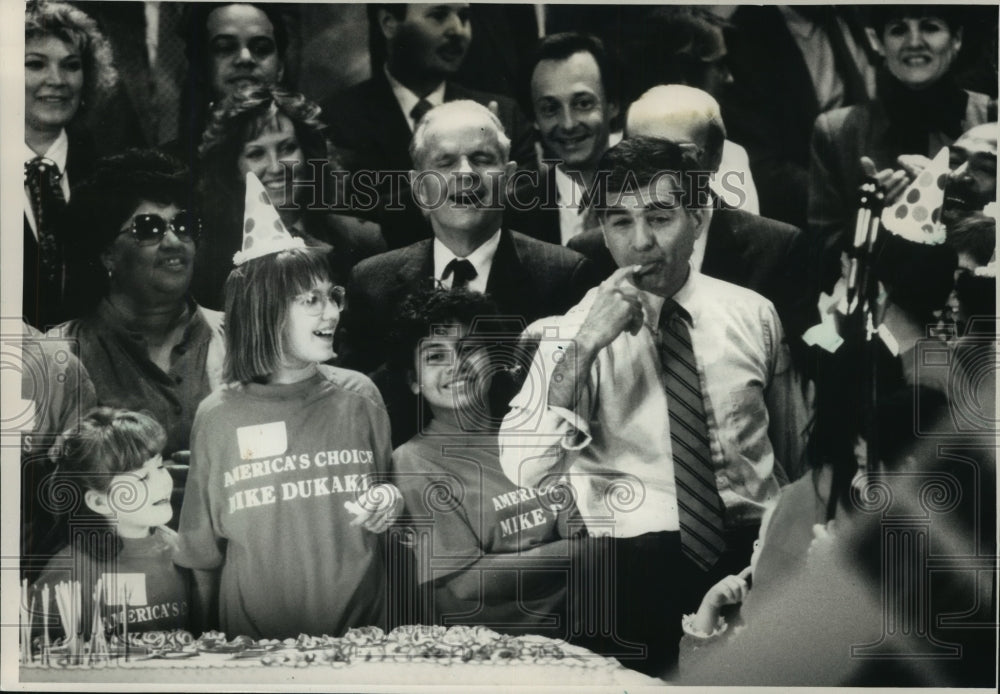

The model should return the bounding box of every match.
[943,122,998,225]
[508,33,619,246]
[323,4,534,249]
[498,137,807,678]
[342,100,597,445]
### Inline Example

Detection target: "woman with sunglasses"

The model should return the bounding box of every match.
[194,84,384,309]
[49,149,224,469]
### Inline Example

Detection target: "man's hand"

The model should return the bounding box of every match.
[860,156,911,205]
[576,265,645,355]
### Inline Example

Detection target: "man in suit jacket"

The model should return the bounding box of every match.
[322,4,534,250]
[342,101,597,445]
[721,5,876,229]
[505,32,619,247]
[568,86,817,340]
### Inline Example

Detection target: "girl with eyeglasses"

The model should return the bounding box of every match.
[174,240,401,639]
[49,149,225,487]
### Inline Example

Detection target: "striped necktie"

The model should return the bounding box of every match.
[658,299,726,570]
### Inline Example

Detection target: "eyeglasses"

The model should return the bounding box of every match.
[118,211,201,246]
[294,285,346,316]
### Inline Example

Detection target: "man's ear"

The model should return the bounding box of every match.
[276,59,286,84]
[84,489,113,517]
[407,370,420,396]
[608,100,620,123]
[378,8,401,41]
[687,205,708,239]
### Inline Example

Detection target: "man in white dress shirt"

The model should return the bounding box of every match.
[499,137,807,677]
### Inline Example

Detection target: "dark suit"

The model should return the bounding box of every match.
[567,206,817,340]
[342,229,599,445]
[23,129,98,330]
[321,71,536,249]
[504,165,563,246]
[722,6,872,229]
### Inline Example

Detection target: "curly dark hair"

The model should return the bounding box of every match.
[198,84,333,216]
[388,287,500,372]
[71,148,193,252]
[25,0,118,115]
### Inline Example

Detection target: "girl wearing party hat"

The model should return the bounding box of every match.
[175,173,402,639]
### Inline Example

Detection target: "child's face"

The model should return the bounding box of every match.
[411,323,493,419]
[92,455,174,538]
[281,280,342,369]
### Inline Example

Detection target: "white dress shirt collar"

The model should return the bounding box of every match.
[384,64,447,132]
[433,229,502,294]
[553,166,588,245]
[632,263,705,332]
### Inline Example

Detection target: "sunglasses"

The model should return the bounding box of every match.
[118,211,201,245]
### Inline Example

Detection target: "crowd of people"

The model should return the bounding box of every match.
[17,1,997,686]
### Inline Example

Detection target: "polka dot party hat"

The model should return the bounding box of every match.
[880,147,950,245]
[232,172,305,266]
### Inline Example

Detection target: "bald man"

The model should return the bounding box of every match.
[569,85,818,341]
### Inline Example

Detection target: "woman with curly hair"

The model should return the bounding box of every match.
[24,0,118,328]
[194,84,384,309]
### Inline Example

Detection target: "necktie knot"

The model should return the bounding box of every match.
[25,157,62,187]
[442,258,478,290]
[410,98,434,126]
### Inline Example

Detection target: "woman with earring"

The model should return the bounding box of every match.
[24,0,118,328]
[48,149,225,475]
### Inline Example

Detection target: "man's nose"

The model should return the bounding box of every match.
[557,105,576,130]
[631,221,655,250]
[235,43,256,65]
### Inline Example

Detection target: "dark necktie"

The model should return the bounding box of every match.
[24,156,68,288]
[410,98,433,126]
[442,258,477,290]
[658,299,726,570]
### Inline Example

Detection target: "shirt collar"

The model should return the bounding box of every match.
[630,263,700,332]
[553,165,584,207]
[433,229,502,283]
[24,129,69,172]
[384,64,446,131]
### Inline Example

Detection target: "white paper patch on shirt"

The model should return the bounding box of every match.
[102,573,148,606]
[236,421,288,460]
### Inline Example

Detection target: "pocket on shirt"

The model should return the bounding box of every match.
[724,385,770,464]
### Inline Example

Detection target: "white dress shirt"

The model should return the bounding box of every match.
[24,130,70,239]
[433,229,502,294]
[499,269,807,539]
[384,65,447,132]
[713,140,760,215]
[553,166,587,245]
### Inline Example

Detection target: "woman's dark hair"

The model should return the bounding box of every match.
[67,149,192,308]
[72,149,193,251]
[223,245,332,384]
[869,6,966,37]
[198,84,331,214]
[48,408,166,559]
[25,0,118,116]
